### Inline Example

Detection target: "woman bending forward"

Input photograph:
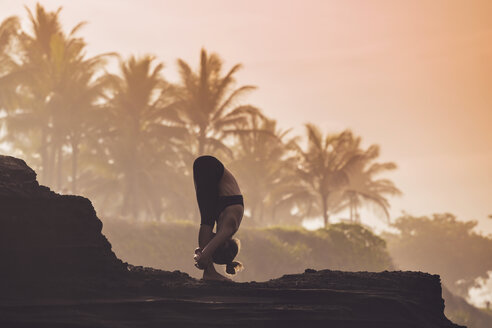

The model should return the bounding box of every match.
[192,155,244,281]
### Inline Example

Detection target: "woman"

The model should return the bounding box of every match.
[192,155,244,281]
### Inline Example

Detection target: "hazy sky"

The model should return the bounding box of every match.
[2,0,491,233]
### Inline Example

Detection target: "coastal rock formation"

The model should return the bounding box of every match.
[0,155,463,327]
[0,155,126,283]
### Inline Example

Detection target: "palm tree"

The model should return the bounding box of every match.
[174,48,256,158]
[1,4,111,192]
[226,109,299,225]
[1,4,66,186]
[293,124,363,228]
[12,4,64,184]
[343,144,402,224]
[84,55,185,220]
[28,14,115,193]
[0,16,19,65]
[0,16,20,110]
[61,53,114,194]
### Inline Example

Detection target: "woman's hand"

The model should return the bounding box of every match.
[194,248,211,270]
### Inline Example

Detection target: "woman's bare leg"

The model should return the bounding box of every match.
[203,262,231,281]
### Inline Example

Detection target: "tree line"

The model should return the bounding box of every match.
[0,4,401,226]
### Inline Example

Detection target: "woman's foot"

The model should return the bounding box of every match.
[203,269,232,281]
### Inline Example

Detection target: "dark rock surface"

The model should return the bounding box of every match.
[0,155,126,282]
[0,155,464,328]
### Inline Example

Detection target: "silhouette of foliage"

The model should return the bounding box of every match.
[0,16,20,109]
[0,4,401,227]
[343,142,402,224]
[226,110,300,225]
[174,48,256,157]
[292,125,363,227]
[1,4,112,191]
[79,55,187,220]
[384,213,492,297]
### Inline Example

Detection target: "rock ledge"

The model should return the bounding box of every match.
[0,155,463,328]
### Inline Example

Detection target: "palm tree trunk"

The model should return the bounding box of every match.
[352,197,359,223]
[48,144,57,188]
[55,146,62,191]
[197,126,208,155]
[121,178,133,219]
[130,165,138,220]
[198,133,205,155]
[43,130,56,188]
[121,165,133,218]
[40,128,48,184]
[322,194,329,228]
[349,197,353,222]
[71,141,78,194]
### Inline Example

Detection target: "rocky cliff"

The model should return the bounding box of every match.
[0,155,463,328]
[0,155,126,283]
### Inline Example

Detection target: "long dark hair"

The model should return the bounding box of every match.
[212,238,243,275]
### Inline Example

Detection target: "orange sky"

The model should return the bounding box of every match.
[2,0,491,233]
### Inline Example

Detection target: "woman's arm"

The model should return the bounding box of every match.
[198,225,214,250]
[195,225,214,269]
[201,225,234,260]
[195,217,236,269]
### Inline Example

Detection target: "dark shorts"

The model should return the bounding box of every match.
[193,156,244,228]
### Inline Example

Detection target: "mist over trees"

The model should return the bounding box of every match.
[0,4,401,226]
[1,5,492,327]
[384,213,492,298]
[103,219,394,282]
